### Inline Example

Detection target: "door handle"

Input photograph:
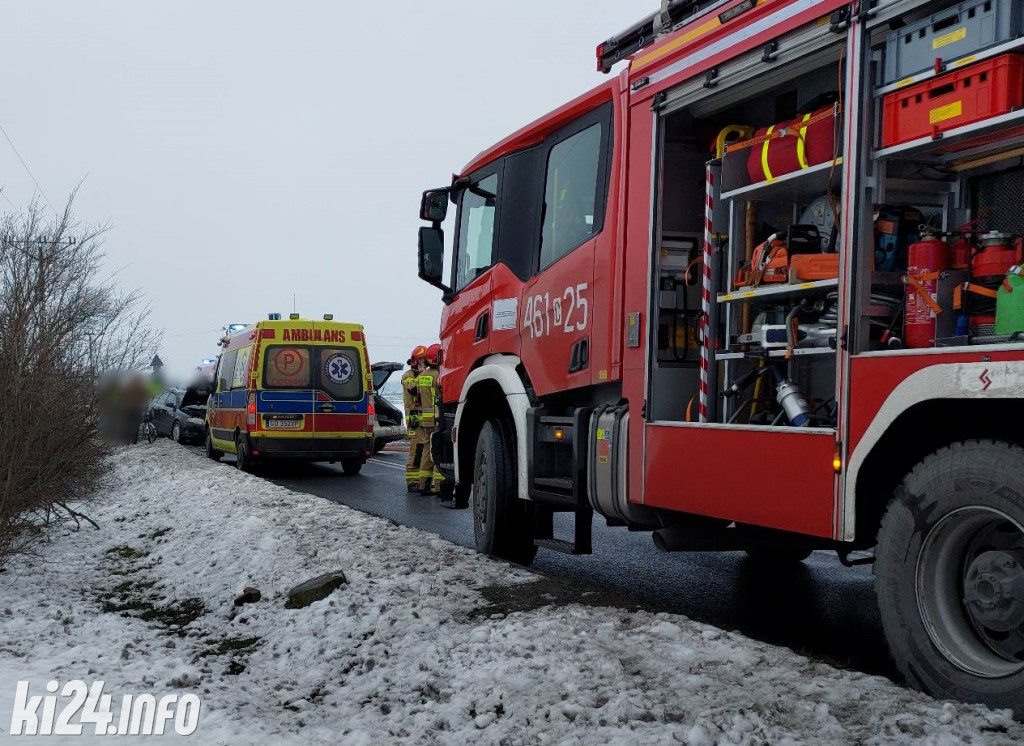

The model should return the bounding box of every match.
[569,337,590,373]
[318,403,336,413]
[475,312,489,342]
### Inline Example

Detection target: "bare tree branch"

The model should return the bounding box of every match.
[0,194,159,566]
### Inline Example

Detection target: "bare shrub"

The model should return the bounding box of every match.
[0,196,158,565]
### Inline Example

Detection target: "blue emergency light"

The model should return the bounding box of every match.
[228,323,247,333]
[268,313,282,321]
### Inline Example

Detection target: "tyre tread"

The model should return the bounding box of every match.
[873,438,1024,712]
[476,419,536,566]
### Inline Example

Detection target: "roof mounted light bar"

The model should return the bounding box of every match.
[595,0,732,73]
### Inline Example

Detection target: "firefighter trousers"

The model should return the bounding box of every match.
[406,427,426,487]
[415,425,439,493]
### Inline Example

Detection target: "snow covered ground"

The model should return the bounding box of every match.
[1,441,1021,745]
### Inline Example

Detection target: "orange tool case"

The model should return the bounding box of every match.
[789,253,840,282]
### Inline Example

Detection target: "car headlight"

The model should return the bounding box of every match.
[187,417,205,426]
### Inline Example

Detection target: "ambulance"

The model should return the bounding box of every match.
[206,313,375,474]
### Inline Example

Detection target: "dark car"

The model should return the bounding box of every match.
[148,384,212,444]
[371,362,406,453]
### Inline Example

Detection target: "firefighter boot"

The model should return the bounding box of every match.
[429,468,443,496]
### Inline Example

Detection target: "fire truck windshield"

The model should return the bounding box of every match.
[455,172,498,291]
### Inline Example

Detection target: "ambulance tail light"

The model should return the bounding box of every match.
[247,393,257,426]
[367,395,377,432]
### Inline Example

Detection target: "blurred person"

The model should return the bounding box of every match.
[120,374,150,445]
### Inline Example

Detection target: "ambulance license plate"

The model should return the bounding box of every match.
[265,417,301,430]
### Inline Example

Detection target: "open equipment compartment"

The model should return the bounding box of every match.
[859,0,1024,354]
[649,27,845,429]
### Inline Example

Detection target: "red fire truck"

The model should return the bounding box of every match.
[417,0,1024,712]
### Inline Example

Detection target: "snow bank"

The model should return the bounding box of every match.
[0,441,1020,745]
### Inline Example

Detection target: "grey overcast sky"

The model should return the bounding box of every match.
[1,1,651,379]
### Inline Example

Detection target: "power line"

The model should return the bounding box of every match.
[368,343,437,349]
[164,327,224,339]
[0,120,56,216]
[0,187,16,211]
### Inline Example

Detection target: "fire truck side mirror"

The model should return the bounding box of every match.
[420,188,449,222]
[418,226,451,297]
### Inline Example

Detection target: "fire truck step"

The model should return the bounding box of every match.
[533,503,593,555]
[534,477,574,491]
[533,538,586,555]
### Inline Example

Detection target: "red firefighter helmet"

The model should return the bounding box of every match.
[425,343,442,367]
[409,345,427,365]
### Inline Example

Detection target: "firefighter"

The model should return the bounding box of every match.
[402,346,427,491]
[415,343,443,495]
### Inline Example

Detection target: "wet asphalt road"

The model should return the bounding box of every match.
[206,447,897,681]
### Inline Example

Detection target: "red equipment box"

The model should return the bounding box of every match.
[881,54,1024,147]
[746,106,838,184]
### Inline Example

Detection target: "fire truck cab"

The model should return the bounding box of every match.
[418,0,1024,713]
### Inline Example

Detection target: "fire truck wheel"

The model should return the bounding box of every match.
[472,419,537,566]
[875,440,1024,717]
[205,429,222,462]
[341,458,362,476]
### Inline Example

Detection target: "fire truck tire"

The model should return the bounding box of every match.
[472,419,537,566]
[341,458,362,476]
[743,546,812,564]
[875,440,1024,717]
[205,429,222,462]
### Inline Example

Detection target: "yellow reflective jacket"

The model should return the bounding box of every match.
[401,368,420,412]
[402,368,421,428]
[416,366,440,428]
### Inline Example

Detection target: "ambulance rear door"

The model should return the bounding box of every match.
[310,327,368,444]
[258,342,315,438]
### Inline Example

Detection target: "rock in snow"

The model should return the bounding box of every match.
[0,440,1020,745]
[285,572,347,609]
[234,586,262,607]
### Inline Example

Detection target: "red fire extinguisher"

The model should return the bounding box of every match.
[949,217,984,269]
[949,233,972,269]
[905,226,949,349]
